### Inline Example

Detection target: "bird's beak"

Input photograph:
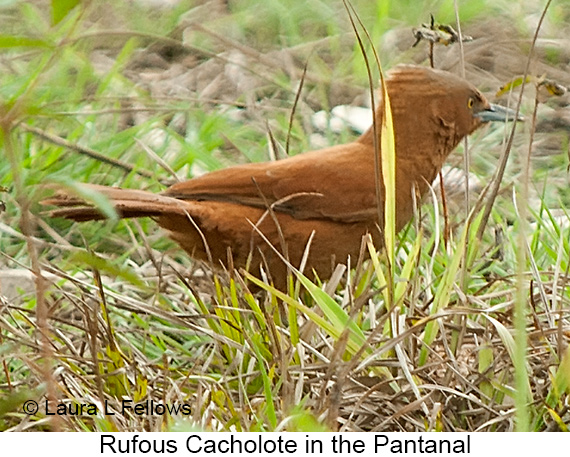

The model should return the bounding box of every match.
[476,103,524,122]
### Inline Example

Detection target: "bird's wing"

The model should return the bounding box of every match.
[163,142,380,222]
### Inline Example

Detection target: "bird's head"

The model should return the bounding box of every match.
[385,65,522,153]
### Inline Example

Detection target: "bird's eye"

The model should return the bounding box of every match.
[467,97,475,109]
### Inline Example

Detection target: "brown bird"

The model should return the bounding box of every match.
[45,65,519,288]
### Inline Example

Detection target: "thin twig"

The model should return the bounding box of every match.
[285,57,310,156]
[21,124,155,179]
[476,0,552,241]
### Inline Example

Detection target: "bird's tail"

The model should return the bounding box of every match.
[43,184,190,222]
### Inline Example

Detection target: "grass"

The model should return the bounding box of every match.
[1,0,570,432]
